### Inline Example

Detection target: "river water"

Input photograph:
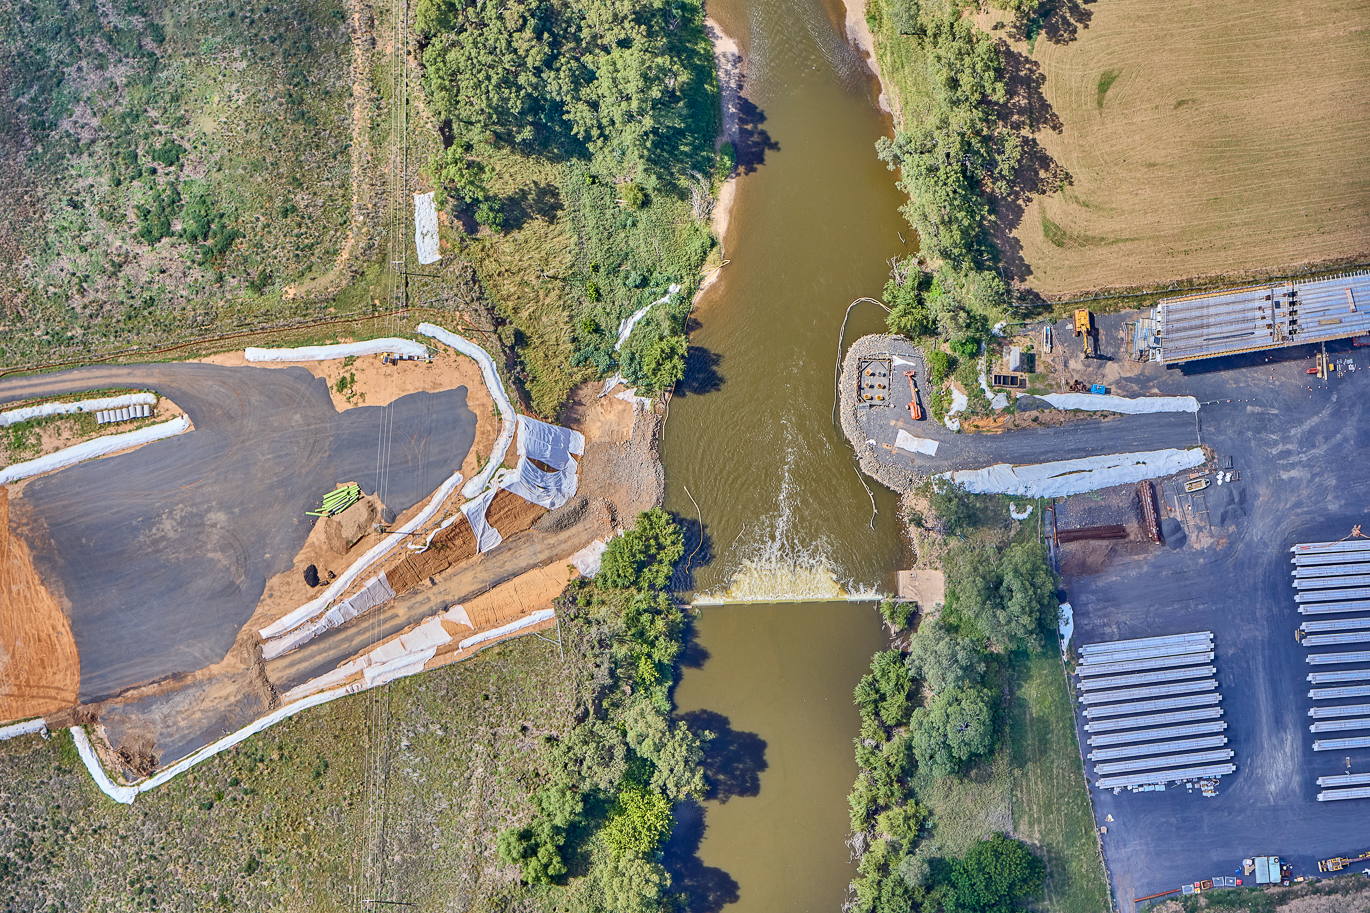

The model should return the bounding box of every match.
[662,0,912,908]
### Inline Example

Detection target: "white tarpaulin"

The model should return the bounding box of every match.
[459,608,556,650]
[894,430,939,456]
[445,604,473,629]
[0,719,47,741]
[978,356,1009,410]
[462,487,503,552]
[416,323,517,499]
[1024,392,1200,414]
[0,416,190,485]
[615,284,682,351]
[943,448,1205,498]
[944,387,969,431]
[408,513,460,553]
[414,191,441,265]
[259,471,463,639]
[892,356,917,368]
[569,535,615,577]
[1,393,155,427]
[1058,602,1074,653]
[244,338,428,362]
[500,454,578,509]
[516,415,585,470]
[261,574,398,660]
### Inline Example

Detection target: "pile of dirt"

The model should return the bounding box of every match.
[386,519,479,594]
[323,495,377,555]
[0,487,80,722]
[486,489,547,537]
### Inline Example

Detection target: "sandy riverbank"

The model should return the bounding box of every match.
[839,0,892,114]
[696,15,743,305]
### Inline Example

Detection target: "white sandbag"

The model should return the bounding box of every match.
[0,416,190,485]
[894,430,938,456]
[459,609,556,650]
[462,487,504,553]
[245,338,429,363]
[1024,393,1200,414]
[415,323,517,499]
[414,191,441,265]
[0,393,155,427]
[615,284,681,351]
[259,471,463,639]
[943,448,1205,499]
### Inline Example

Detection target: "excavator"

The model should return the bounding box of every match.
[1074,309,1096,358]
[905,371,923,420]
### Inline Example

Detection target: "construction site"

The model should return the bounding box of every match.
[0,329,665,796]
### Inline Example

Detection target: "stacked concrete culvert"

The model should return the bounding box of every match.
[1291,538,1370,799]
[1073,631,1237,792]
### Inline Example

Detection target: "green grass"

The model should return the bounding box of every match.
[1006,639,1112,913]
[1096,70,1122,109]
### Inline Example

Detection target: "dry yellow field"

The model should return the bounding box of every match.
[1012,0,1370,296]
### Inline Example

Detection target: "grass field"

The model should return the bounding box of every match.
[1004,0,1370,296]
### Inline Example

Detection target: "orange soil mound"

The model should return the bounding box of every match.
[485,488,547,537]
[0,487,80,722]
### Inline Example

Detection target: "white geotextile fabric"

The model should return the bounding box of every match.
[1,393,155,427]
[0,719,47,740]
[894,430,938,456]
[459,608,556,650]
[1058,602,1075,653]
[1024,393,1200,414]
[977,356,1009,410]
[1009,502,1034,520]
[615,284,682,351]
[365,649,436,687]
[408,514,460,553]
[416,323,517,499]
[516,415,585,470]
[462,487,504,553]
[260,574,398,661]
[569,534,616,577]
[259,471,463,638]
[414,191,441,265]
[944,387,969,431]
[0,416,190,485]
[244,338,428,362]
[943,448,1205,499]
[445,604,473,628]
[500,454,579,509]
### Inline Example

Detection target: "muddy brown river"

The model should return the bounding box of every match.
[662,0,912,907]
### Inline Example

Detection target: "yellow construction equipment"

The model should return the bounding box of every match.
[1074,309,1096,358]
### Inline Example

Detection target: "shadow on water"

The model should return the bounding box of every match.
[676,345,725,397]
[734,96,779,174]
[663,799,742,913]
[671,508,716,593]
[662,707,769,912]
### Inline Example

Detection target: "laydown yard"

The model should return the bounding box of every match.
[1008,0,1370,296]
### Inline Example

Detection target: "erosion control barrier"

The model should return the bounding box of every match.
[416,323,516,499]
[0,416,190,485]
[244,338,429,362]
[943,448,1206,499]
[1,392,155,426]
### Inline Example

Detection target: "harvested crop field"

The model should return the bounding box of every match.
[0,487,79,721]
[1006,0,1370,296]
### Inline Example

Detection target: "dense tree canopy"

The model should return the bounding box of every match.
[909,685,995,777]
[945,541,1057,652]
[906,617,985,698]
[597,508,684,590]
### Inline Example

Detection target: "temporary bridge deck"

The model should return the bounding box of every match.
[1154,270,1370,364]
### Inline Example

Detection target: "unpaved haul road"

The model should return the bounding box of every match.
[0,363,475,701]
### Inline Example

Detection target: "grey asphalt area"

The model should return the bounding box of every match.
[0,363,475,701]
[1049,331,1370,905]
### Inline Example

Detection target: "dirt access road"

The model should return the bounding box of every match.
[0,362,475,703]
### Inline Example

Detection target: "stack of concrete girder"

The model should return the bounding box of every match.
[1317,771,1370,802]
[1291,540,1370,796]
[1076,631,1234,789]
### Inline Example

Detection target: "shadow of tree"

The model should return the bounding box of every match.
[678,622,711,669]
[670,508,715,594]
[733,96,778,174]
[1037,0,1094,46]
[682,709,768,803]
[500,182,564,232]
[662,799,741,913]
[677,345,724,396]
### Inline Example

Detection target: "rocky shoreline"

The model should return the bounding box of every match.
[838,333,927,496]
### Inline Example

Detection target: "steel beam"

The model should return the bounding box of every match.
[1079,680,1217,705]
[1089,736,1227,762]
[1087,721,1227,746]
[1083,694,1222,719]
[1095,763,1236,789]
[1076,652,1213,677]
[1077,666,1216,691]
[1084,706,1224,733]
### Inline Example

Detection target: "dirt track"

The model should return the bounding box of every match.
[1004,0,1370,294]
[0,487,79,722]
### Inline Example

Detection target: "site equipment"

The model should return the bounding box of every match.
[1079,679,1217,705]
[1078,666,1216,691]
[1084,706,1223,733]
[1307,669,1370,685]
[1090,384,1107,394]
[904,372,922,421]
[1094,762,1236,790]
[1253,856,1283,885]
[1319,849,1370,872]
[1074,309,1095,358]
[1139,480,1164,544]
[1076,651,1213,677]
[1087,720,1227,746]
[1088,735,1228,762]
[1184,477,1210,493]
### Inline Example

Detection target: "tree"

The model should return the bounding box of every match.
[597,509,683,590]
[908,686,994,777]
[927,479,1003,534]
[622,698,708,800]
[906,617,985,697]
[944,834,1045,913]
[601,785,672,858]
[854,650,914,730]
[883,272,935,338]
[945,541,1057,652]
[496,783,584,883]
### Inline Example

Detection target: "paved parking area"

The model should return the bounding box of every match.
[0,363,475,701]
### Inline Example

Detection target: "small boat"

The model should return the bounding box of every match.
[1184,477,1210,493]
